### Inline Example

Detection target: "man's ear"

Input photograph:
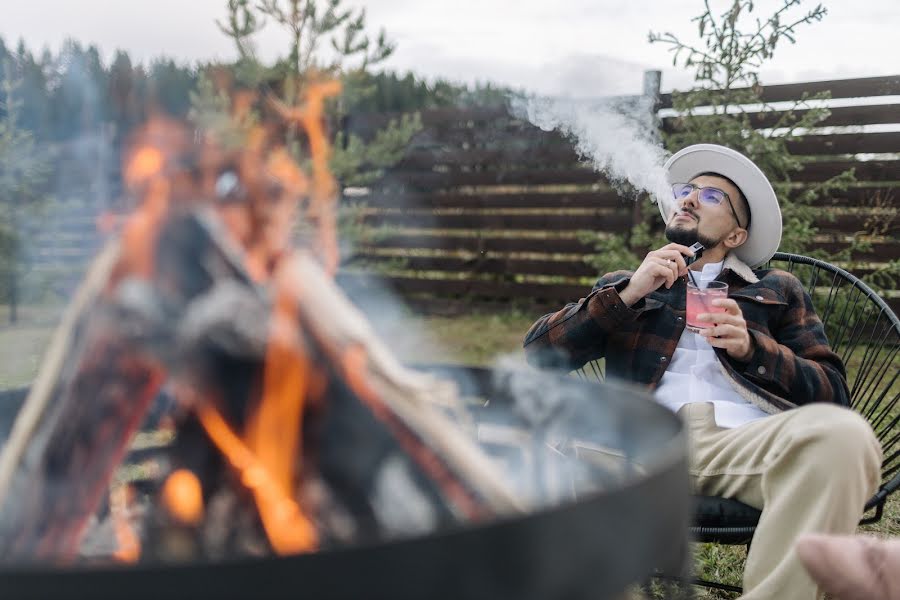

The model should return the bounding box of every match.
[723,227,749,250]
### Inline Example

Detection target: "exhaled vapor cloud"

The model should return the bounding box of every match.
[510,93,673,210]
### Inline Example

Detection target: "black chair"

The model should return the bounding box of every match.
[575,252,900,595]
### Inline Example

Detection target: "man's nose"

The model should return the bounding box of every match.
[678,190,699,210]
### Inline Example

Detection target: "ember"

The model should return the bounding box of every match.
[160,469,204,527]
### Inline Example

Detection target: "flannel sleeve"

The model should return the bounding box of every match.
[523,271,646,371]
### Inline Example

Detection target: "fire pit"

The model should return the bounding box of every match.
[0,80,690,599]
[0,365,689,600]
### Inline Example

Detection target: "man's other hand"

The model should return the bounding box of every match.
[698,298,754,361]
[796,533,900,600]
[619,243,695,307]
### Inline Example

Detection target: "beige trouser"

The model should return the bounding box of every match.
[679,402,882,600]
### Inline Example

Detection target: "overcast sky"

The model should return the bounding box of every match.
[1,0,898,97]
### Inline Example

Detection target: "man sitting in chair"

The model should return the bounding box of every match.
[523,144,882,600]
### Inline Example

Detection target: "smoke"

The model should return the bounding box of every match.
[480,354,673,507]
[510,93,675,212]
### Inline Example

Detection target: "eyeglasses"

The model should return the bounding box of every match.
[671,183,745,229]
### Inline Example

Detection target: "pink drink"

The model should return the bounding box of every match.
[686,280,729,333]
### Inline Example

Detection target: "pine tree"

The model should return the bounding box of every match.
[0,60,51,322]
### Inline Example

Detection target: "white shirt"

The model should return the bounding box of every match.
[654,261,770,429]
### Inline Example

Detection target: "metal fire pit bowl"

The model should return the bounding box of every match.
[0,365,689,600]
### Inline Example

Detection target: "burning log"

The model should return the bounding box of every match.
[0,239,167,560]
[149,211,522,558]
[0,81,521,565]
[0,234,517,559]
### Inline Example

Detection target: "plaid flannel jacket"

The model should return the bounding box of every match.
[523,254,850,414]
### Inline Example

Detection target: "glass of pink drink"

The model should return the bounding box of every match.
[686,280,729,333]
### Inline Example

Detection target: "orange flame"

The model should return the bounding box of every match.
[221,80,340,554]
[269,79,342,276]
[110,485,140,563]
[196,403,318,554]
[115,79,343,556]
[114,117,188,284]
[246,274,310,504]
[161,469,205,526]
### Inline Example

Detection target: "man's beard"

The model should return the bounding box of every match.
[665,222,720,249]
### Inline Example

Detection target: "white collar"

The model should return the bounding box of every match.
[696,260,724,281]
[687,255,760,285]
[723,254,760,284]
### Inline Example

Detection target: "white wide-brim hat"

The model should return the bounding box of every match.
[662,144,782,268]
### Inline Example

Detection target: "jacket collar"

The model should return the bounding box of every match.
[722,254,759,284]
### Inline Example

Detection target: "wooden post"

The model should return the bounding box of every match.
[643,70,662,115]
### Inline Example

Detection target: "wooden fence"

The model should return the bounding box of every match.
[339,74,900,315]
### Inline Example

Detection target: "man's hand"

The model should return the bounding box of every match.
[796,533,900,600]
[698,299,754,361]
[619,243,695,307]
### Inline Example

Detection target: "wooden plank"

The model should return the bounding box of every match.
[346,106,512,137]
[791,213,894,233]
[397,132,899,169]
[361,212,633,231]
[794,160,900,183]
[371,167,609,190]
[419,125,570,148]
[339,273,900,317]
[345,255,599,278]
[354,77,900,131]
[397,145,583,170]
[357,282,900,323]
[400,129,577,152]
[357,233,900,259]
[355,235,900,262]
[352,186,898,210]
[787,187,900,207]
[340,272,900,316]
[758,75,900,103]
[354,247,900,270]
[373,162,898,191]
[406,291,900,319]
[359,211,890,234]
[357,234,596,254]
[662,103,900,132]
[354,79,900,128]
[808,241,900,261]
[347,190,628,209]
[336,273,590,303]
[658,75,900,109]
[765,103,900,128]
[785,132,900,155]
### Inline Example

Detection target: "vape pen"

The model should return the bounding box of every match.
[685,242,705,267]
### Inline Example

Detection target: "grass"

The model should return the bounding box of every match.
[1,302,897,597]
[0,304,61,388]
[385,309,538,366]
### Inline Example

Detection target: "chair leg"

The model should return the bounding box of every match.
[652,572,741,597]
[689,577,742,596]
